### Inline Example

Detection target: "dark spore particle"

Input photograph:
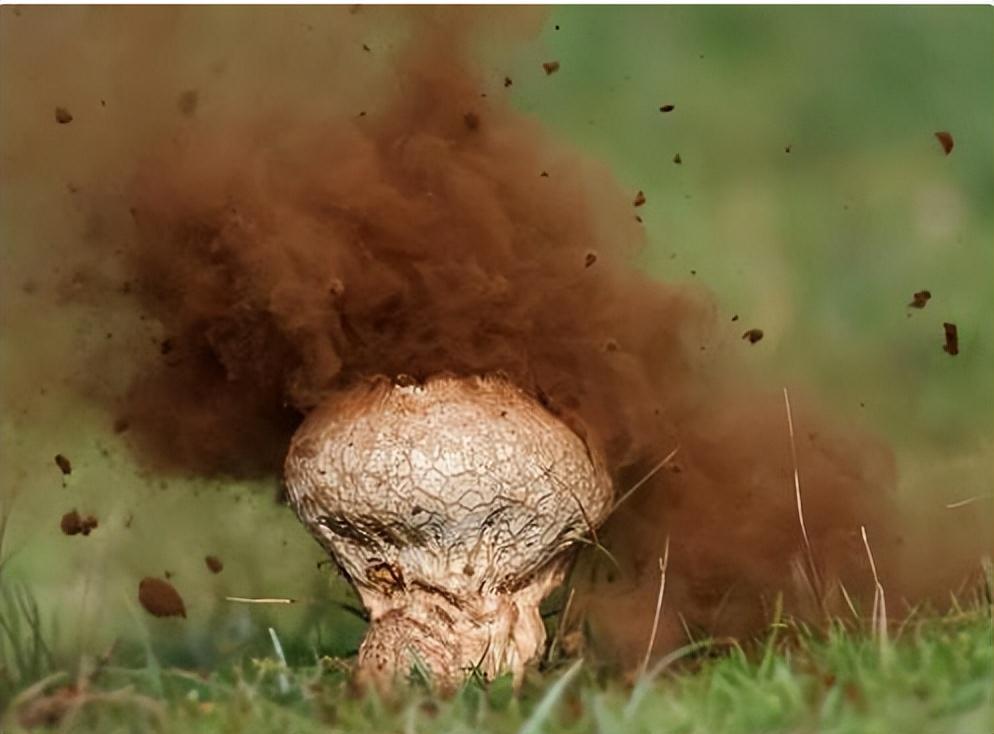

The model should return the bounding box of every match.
[909,290,931,309]
[934,131,954,155]
[55,454,72,475]
[942,322,959,355]
[742,328,764,344]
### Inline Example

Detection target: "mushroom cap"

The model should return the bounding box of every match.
[284,374,613,597]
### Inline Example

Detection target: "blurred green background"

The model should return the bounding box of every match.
[1,6,991,671]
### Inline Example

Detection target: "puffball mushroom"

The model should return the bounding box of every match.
[284,374,613,691]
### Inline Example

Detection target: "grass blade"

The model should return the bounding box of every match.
[517,658,583,734]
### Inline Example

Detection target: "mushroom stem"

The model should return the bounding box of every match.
[358,559,564,692]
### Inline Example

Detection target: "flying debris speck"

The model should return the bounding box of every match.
[934,131,954,155]
[54,454,72,475]
[138,577,187,618]
[908,290,931,309]
[742,328,764,344]
[942,322,959,355]
[205,555,224,574]
[60,510,98,536]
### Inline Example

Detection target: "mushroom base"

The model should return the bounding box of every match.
[355,561,567,693]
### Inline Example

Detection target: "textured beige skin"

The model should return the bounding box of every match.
[283,374,613,691]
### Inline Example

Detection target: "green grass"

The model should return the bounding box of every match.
[2,577,990,734]
[1,504,991,732]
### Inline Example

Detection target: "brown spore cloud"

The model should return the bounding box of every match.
[1,6,984,670]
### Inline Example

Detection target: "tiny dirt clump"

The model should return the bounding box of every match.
[205,555,224,574]
[942,322,959,355]
[934,131,954,155]
[742,328,764,344]
[54,454,72,475]
[138,577,187,618]
[60,509,98,536]
[909,290,931,309]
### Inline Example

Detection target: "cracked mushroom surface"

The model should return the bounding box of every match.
[284,374,613,691]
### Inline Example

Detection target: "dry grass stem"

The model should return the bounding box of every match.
[783,387,822,600]
[548,586,577,663]
[610,446,680,515]
[860,525,889,647]
[639,536,671,678]
[568,488,601,548]
[224,596,297,605]
[789,556,822,617]
[945,495,989,509]
[838,581,861,621]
